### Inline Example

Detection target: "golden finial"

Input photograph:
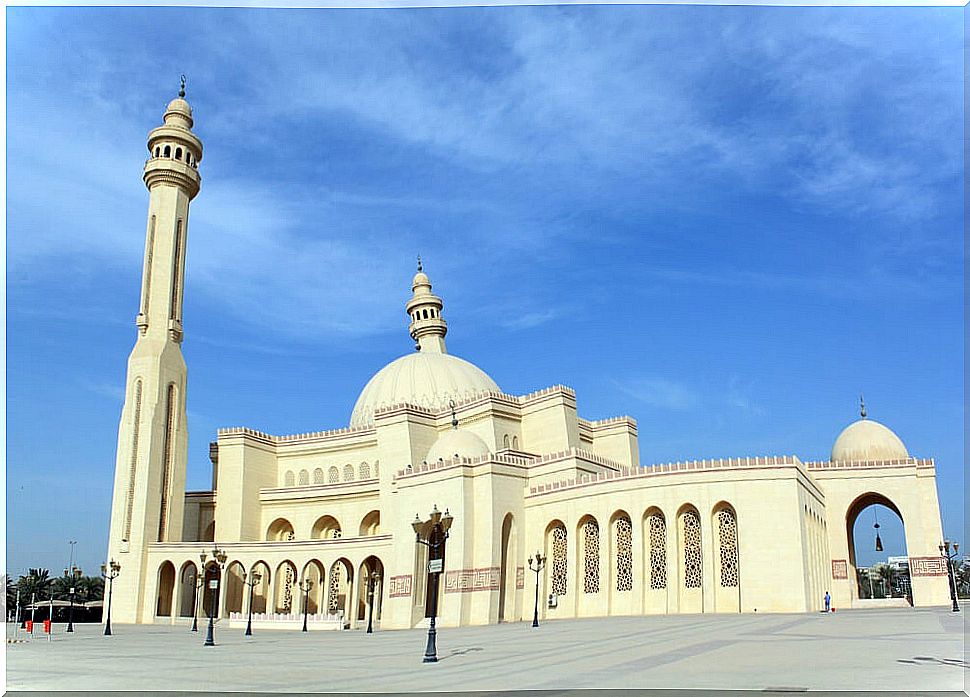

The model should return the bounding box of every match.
[860,394,867,419]
[449,399,457,429]
[417,254,423,273]
[179,75,186,98]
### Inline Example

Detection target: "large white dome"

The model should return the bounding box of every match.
[350,352,500,428]
[831,418,909,462]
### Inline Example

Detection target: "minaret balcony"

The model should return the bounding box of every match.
[143,158,201,198]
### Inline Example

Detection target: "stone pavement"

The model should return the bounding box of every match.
[5,606,966,693]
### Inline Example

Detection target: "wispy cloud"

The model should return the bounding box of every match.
[614,377,700,412]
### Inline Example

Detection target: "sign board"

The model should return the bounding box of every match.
[208,579,219,589]
[427,559,443,574]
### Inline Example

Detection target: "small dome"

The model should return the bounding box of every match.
[412,271,430,289]
[426,429,490,463]
[164,98,194,129]
[831,418,909,462]
[350,352,499,428]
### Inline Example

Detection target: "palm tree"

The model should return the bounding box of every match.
[874,563,894,598]
[74,576,104,603]
[5,575,16,618]
[956,560,970,599]
[17,568,53,602]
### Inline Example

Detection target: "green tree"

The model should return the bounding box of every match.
[5,574,16,615]
[17,568,53,602]
[956,560,970,599]
[74,576,104,603]
[870,563,893,598]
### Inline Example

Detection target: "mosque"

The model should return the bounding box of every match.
[105,88,953,630]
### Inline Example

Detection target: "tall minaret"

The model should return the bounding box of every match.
[105,81,202,623]
[407,257,448,353]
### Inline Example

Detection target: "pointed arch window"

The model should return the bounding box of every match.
[718,508,739,587]
[614,515,633,591]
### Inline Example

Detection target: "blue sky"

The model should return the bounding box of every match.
[6,6,963,578]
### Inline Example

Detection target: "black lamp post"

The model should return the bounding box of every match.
[191,552,206,632]
[243,570,261,637]
[66,565,81,633]
[366,572,381,634]
[527,551,546,628]
[413,505,454,663]
[300,578,314,632]
[203,546,228,647]
[939,540,961,613]
[101,559,121,636]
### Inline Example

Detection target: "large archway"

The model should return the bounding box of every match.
[155,561,175,617]
[302,560,326,615]
[356,556,384,624]
[224,561,246,617]
[201,563,222,618]
[328,558,354,627]
[498,513,516,622]
[250,561,271,614]
[273,560,298,613]
[846,492,909,604]
[177,561,198,618]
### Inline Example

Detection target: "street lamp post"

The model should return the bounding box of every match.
[366,572,381,634]
[527,551,546,628]
[413,505,454,664]
[939,540,961,613]
[242,570,261,637]
[191,553,206,632]
[66,566,82,633]
[203,547,228,647]
[300,578,314,632]
[101,559,121,636]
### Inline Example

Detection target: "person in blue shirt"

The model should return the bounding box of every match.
[824,591,831,612]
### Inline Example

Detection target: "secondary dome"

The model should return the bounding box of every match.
[350,262,499,428]
[426,428,490,463]
[831,418,909,462]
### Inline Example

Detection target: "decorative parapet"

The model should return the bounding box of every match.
[396,452,532,478]
[216,424,376,444]
[527,454,801,496]
[578,415,638,434]
[805,457,934,470]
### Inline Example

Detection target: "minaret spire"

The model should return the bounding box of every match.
[406,259,448,354]
[104,87,203,622]
[179,74,186,98]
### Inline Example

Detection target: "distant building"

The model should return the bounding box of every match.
[104,88,953,628]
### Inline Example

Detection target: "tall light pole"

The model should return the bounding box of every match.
[67,567,81,633]
[366,571,381,634]
[101,559,121,636]
[203,546,228,647]
[191,552,206,632]
[300,577,314,633]
[413,505,454,663]
[528,551,546,628]
[243,570,261,637]
[939,540,961,612]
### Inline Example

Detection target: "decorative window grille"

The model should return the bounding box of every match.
[615,516,633,592]
[313,468,324,484]
[283,471,295,487]
[718,508,739,587]
[649,514,667,589]
[332,528,342,539]
[328,466,339,484]
[282,564,295,613]
[359,462,370,479]
[374,461,380,478]
[298,469,309,486]
[328,563,342,612]
[682,510,702,589]
[583,519,600,594]
[344,464,355,481]
[551,524,567,596]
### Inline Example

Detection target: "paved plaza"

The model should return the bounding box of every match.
[5,607,966,694]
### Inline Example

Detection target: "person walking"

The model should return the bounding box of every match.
[824,591,831,612]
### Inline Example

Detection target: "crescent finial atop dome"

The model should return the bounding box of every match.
[860,394,867,419]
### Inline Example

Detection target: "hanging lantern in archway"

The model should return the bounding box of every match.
[874,521,883,552]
